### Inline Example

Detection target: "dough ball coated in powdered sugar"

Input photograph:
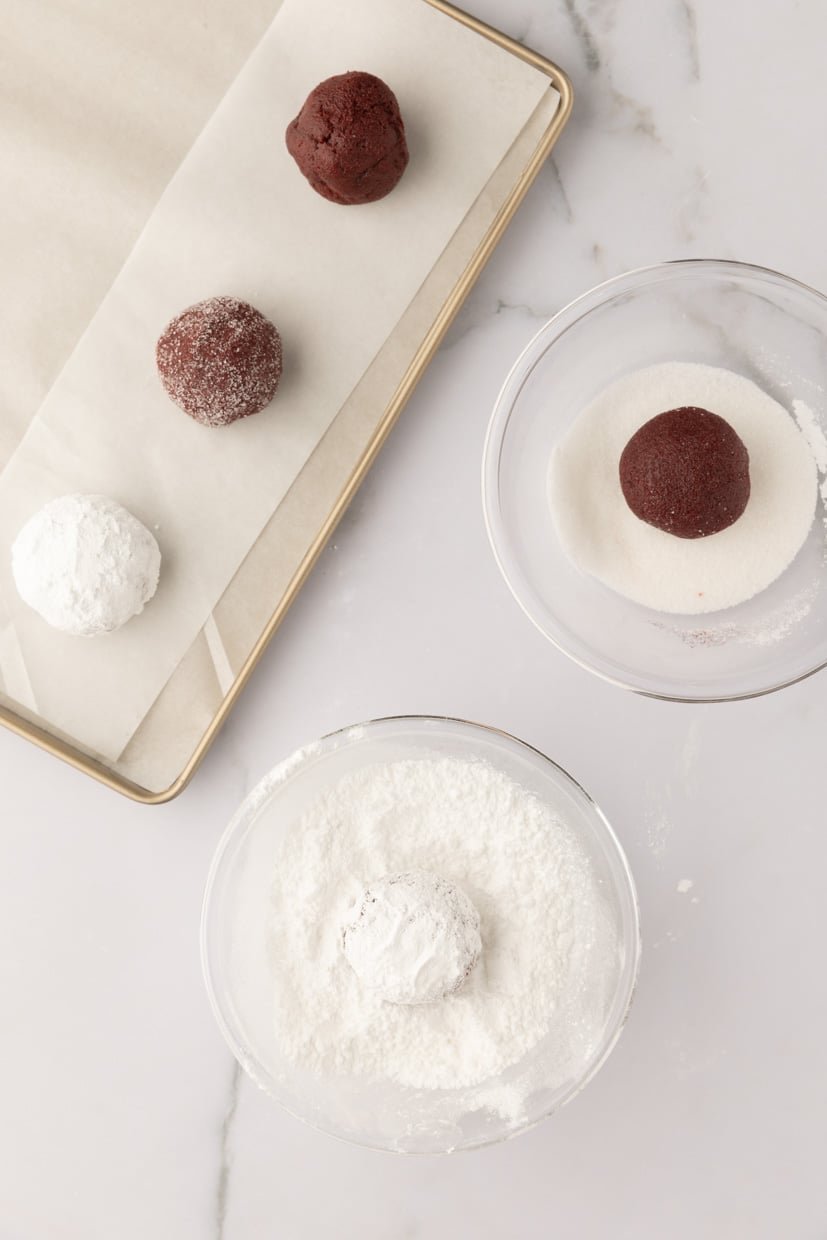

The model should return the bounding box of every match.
[342,870,482,1005]
[12,494,161,637]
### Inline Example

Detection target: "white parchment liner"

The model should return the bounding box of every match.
[0,0,556,769]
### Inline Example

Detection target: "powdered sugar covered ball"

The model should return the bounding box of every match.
[156,296,282,428]
[12,494,161,637]
[342,870,482,1005]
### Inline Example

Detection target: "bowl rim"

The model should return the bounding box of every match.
[481,257,827,704]
[200,713,642,1155]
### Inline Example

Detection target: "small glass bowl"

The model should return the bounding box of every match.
[482,260,827,701]
[201,716,640,1154]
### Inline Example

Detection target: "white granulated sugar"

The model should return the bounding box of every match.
[266,756,620,1095]
[11,494,161,636]
[676,878,694,894]
[549,363,818,614]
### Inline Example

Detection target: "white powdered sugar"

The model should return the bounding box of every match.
[266,755,620,1094]
[11,494,161,636]
[549,363,818,614]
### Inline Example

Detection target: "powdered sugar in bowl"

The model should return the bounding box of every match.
[483,260,827,701]
[201,716,640,1154]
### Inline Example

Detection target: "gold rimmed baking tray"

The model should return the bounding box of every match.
[0,1,572,802]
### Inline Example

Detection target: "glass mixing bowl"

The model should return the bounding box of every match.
[482,260,827,701]
[201,716,640,1154]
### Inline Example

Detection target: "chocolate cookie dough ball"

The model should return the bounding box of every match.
[156,296,282,428]
[619,406,751,539]
[286,70,409,205]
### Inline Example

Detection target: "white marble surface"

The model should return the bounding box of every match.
[2,1,827,1236]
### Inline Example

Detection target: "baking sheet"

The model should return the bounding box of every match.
[0,0,550,760]
[116,87,563,796]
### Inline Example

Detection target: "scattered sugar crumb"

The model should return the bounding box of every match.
[793,399,827,472]
[793,399,827,540]
[676,878,694,894]
[656,577,819,649]
[646,810,670,858]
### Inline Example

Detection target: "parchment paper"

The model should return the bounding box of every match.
[0,0,550,760]
[114,91,562,795]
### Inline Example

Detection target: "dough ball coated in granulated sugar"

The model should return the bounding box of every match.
[286,71,409,205]
[342,870,482,1005]
[12,494,161,637]
[619,406,751,539]
[156,296,282,427]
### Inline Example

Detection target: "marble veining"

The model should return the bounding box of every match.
[214,1062,241,1240]
[546,155,573,221]
[3,1,827,1237]
[561,0,601,72]
[678,0,701,80]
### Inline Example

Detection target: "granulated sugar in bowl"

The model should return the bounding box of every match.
[201,716,640,1154]
[483,260,827,701]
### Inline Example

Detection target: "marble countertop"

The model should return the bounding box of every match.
[2,1,826,1236]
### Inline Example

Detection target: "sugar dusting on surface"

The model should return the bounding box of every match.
[653,577,820,649]
[793,399,827,536]
[793,399,827,473]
